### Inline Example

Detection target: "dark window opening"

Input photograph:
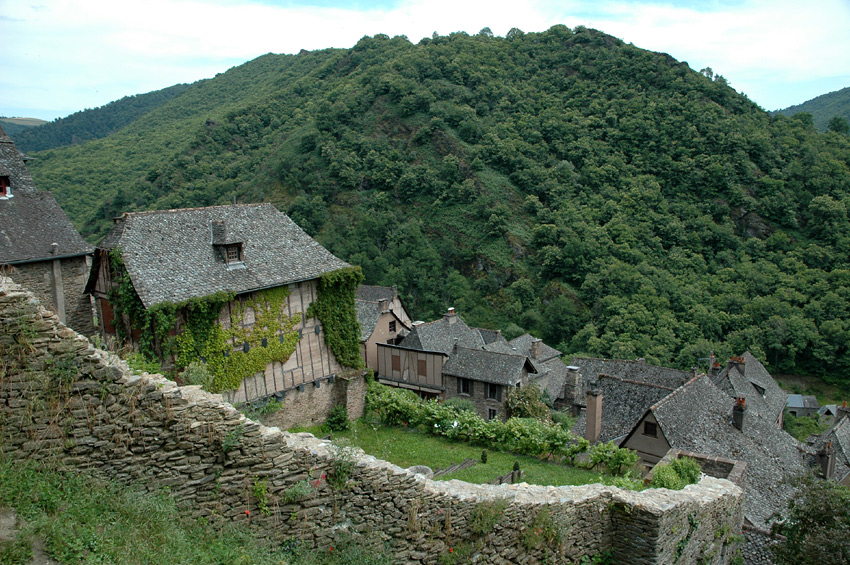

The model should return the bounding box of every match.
[225,244,243,264]
[643,421,658,438]
[391,354,400,372]
[389,320,396,333]
[487,383,501,401]
[417,359,427,377]
[752,383,766,398]
[0,176,9,197]
[488,408,498,421]
[458,378,471,395]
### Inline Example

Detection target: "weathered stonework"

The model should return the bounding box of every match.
[0,276,745,564]
[6,256,93,335]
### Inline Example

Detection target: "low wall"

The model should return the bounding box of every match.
[0,276,745,564]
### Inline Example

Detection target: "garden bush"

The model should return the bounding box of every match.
[649,456,702,490]
[326,404,350,432]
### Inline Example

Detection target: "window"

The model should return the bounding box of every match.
[487,383,501,401]
[488,408,498,421]
[417,359,427,377]
[389,320,396,333]
[643,421,657,438]
[225,244,242,263]
[457,378,472,395]
[752,383,766,398]
[391,354,400,372]
[0,176,9,198]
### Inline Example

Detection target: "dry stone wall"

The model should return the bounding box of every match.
[0,276,745,564]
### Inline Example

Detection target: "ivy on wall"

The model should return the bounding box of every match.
[106,249,301,393]
[307,266,365,369]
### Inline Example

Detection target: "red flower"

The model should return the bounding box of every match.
[245,510,250,516]
[449,548,453,553]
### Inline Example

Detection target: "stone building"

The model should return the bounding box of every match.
[355,285,411,371]
[85,203,356,413]
[0,123,94,334]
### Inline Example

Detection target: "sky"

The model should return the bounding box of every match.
[2,0,849,121]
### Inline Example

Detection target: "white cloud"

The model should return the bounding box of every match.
[1,0,848,118]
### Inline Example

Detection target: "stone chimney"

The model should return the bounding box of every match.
[817,441,836,479]
[378,298,389,312]
[585,387,603,443]
[732,397,747,432]
[445,307,457,325]
[530,338,542,359]
[452,338,459,354]
[727,356,746,376]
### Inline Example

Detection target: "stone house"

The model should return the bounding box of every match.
[710,352,787,427]
[619,373,809,529]
[374,308,564,420]
[85,203,355,410]
[785,394,820,418]
[0,124,94,334]
[810,415,850,485]
[355,285,411,372]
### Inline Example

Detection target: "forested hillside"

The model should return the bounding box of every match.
[10,84,191,153]
[776,86,850,133]
[27,26,850,381]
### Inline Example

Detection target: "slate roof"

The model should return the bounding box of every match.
[355,285,396,302]
[355,299,382,341]
[477,327,506,345]
[786,394,819,411]
[509,333,562,361]
[572,374,676,443]
[398,313,484,355]
[712,352,787,423]
[636,374,809,529]
[529,356,572,402]
[0,125,93,265]
[570,357,691,406]
[0,124,38,194]
[810,415,850,483]
[89,204,349,308]
[441,346,535,386]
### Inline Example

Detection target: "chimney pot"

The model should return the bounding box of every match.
[732,397,747,431]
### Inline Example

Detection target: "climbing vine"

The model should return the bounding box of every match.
[106,249,301,392]
[306,266,364,369]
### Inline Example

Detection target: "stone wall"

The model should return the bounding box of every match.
[0,276,745,564]
[443,374,507,421]
[6,256,93,335]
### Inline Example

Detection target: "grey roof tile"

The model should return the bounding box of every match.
[93,204,349,308]
[509,333,561,361]
[0,125,93,264]
[646,375,808,529]
[355,285,396,302]
[570,357,691,404]
[398,313,484,355]
[712,352,787,423]
[442,346,534,386]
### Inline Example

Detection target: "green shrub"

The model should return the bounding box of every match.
[505,384,551,420]
[124,352,162,374]
[551,409,575,431]
[180,361,214,390]
[444,397,475,413]
[670,456,701,484]
[649,463,685,490]
[650,456,701,490]
[327,405,350,432]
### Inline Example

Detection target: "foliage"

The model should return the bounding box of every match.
[586,441,639,476]
[776,85,850,132]
[327,443,357,491]
[180,360,214,389]
[770,475,850,565]
[521,506,561,549]
[366,381,588,460]
[307,266,365,369]
[783,412,830,441]
[251,477,271,516]
[0,457,336,564]
[650,456,702,490]
[469,498,508,536]
[551,409,575,431]
[31,27,850,383]
[505,384,551,420]
[124,352,163,374]
[326,404,350,432]
[443,397,476,413]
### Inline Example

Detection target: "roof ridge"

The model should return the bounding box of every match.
[649,373,705,412]
[599,373,677,390]
[123,203,270,217]
[456,345,524,359]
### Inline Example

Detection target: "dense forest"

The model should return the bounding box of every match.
[23,26,850,382]
[776,86,850,133]
[10,84,191,153]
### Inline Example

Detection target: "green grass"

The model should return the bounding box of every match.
[290,419,634,488]
[776,374,850,406]
[0,458,391,565]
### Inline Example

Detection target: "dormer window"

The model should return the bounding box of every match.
[225,244,242,264]
[0,176,10,199]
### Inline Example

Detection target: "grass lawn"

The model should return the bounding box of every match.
[289,419,632,488]
[776,373,850,406]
